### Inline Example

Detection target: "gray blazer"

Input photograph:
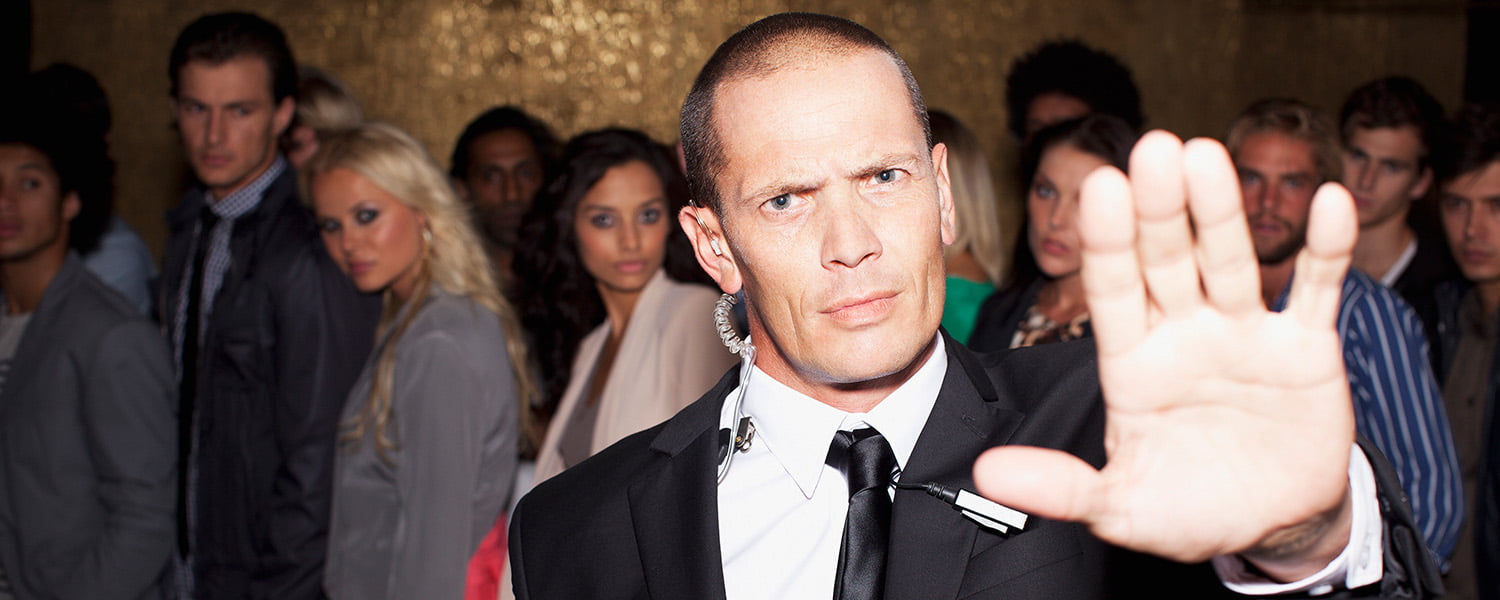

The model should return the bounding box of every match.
[0,255,176,599]
[325,290,518,600]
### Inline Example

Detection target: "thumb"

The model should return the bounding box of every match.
[973,446,1106,525]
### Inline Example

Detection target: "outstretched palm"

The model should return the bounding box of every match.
[974,132,1356,573]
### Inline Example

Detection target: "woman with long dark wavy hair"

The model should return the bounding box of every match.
[516,128,733,484]
[969,114,1140,351]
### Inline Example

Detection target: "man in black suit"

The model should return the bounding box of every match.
[509,13,1438,598]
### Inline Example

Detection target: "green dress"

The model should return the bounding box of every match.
[941,275,994,346]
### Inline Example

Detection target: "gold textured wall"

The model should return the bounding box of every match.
[30,0,1465,258]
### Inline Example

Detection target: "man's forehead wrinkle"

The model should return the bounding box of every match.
[724,142,920,205]
[709,46,925,214]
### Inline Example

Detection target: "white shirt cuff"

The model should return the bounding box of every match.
[1211,444,1383,595]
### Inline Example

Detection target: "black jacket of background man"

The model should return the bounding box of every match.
[510,336,1441,599]
[1399,230,1461,373]
[161,166,379,599]
[1435,280,1500,600]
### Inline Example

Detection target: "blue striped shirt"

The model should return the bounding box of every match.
[1274,268,1462,564]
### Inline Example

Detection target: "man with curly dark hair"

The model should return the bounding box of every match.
[1004,39,1144,144]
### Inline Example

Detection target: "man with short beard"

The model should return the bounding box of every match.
[1228,98,1462,567]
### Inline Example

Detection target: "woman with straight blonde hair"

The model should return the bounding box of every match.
[929,109,1011,344]
[302,122,534,599]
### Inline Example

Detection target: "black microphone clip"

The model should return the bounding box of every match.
[896,480,1029,534]
[717,416,756,464]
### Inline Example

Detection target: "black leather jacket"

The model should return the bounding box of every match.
[161,165,379,599]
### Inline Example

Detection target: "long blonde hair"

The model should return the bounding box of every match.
[301,122,537,459]
[929,109,1009,284]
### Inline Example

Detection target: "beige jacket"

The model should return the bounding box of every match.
[533,271,736,483]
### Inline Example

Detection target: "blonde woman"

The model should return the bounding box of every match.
[302,122,533,598]
[929,109,1011,344]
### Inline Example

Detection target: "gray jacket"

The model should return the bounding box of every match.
[324,290,517,599]
[0,254,176,599]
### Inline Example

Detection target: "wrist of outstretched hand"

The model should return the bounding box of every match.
[1213,444,1383,595]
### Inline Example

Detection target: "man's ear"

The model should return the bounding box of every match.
[62,191,81,223]
[932,142,957,247]
[678,203,742,294]
[1410,165,1434,200]
[272,96,295,138]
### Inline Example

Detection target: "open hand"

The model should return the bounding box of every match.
[973,131,1357,577]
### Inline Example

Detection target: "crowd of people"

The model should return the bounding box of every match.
[2,8,1499,600]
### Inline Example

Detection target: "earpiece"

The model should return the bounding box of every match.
[691,204,724,257]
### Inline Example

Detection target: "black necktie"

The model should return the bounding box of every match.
[177,207,218,556]
[826,427,897,600]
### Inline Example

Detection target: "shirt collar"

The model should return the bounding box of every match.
[739,335,947,498]
[201,155,287,220]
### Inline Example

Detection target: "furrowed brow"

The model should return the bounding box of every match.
[849,153,922,180]
[742,176,823,205]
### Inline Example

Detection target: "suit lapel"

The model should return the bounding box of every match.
[625,369,737,600]
[885,339,1025,599]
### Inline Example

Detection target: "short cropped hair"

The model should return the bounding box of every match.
[1435,103,1500,186]
[679,12,929,214]
[169,12,297,103]
[1226,98,1342,183]
[1004,40,1144,142]
[1339,76,1446,169]
[448,105,559,181]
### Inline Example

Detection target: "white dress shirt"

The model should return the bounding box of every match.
[718,337,947,600]
[717,335,1384,599]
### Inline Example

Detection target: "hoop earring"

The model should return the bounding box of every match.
[714,293,752,356]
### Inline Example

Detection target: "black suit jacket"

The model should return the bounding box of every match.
[1394,231,1460,374]
[510,338,1438,599]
